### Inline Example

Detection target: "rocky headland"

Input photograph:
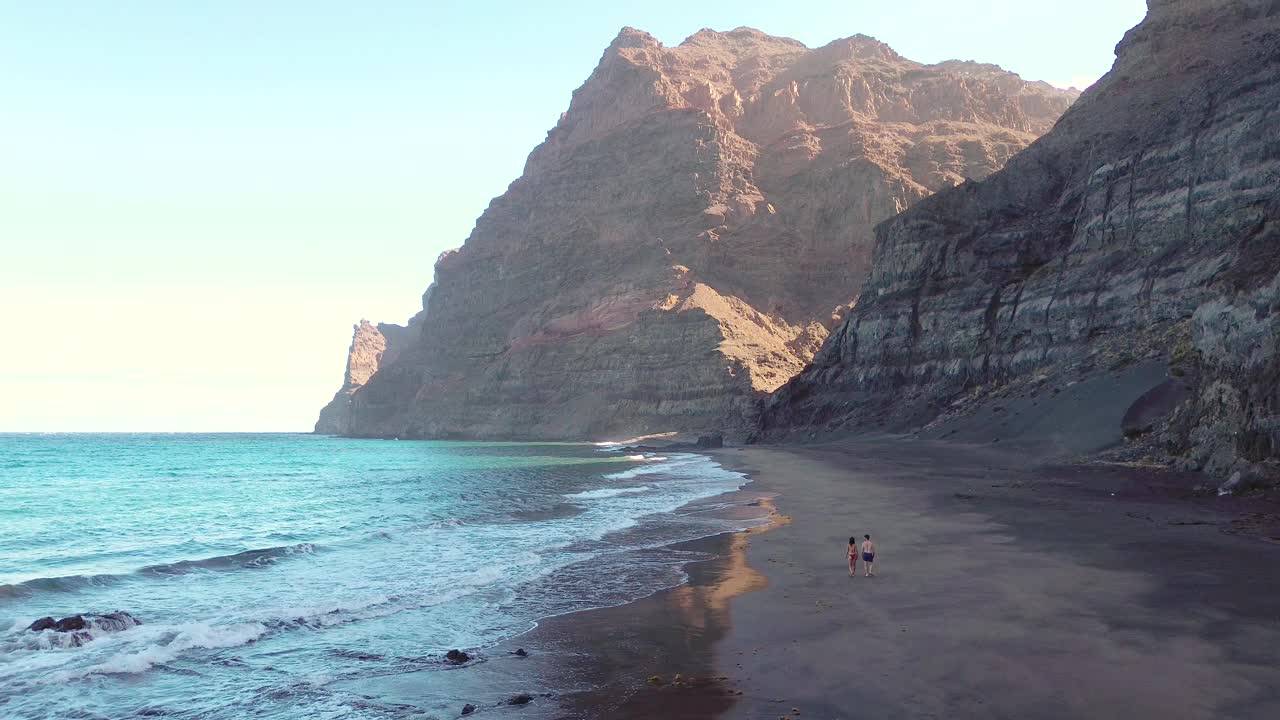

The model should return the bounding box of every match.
[317,28,1075,440]
[316,320,408,436]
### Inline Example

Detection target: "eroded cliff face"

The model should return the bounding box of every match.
[315,321,407,436]
[319,28,1075,440]
[760,0,1280,480]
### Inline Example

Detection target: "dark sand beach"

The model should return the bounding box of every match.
[692,442,1280,720]
[353,437,1280,719]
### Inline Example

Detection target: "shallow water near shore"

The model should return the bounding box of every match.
[0,433,764,719]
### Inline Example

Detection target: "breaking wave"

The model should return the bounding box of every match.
[0,435,759,720]
[605,455,705,481]
[0,544,320,602]
[140,543,318,576]
[0,573,126,600]
[564,485,654,500]
[42,621,269,682]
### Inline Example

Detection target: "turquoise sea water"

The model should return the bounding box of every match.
[0,434,756,719]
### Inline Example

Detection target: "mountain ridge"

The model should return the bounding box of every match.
[316,26,1077,440]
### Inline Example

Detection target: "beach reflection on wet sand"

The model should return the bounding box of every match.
[337,497,783,719]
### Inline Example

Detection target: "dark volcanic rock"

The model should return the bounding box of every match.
[49,611,142,633]
[27,612,142,647]
[695,432,725,449]
[461,703,476,716]
[26,617,56,632]
[53,615,88,632]
[445,649,471,664]
[507,694,533,706]
[759,0,1280,481]
[91,611,142,632]
[1122,380,1193,438]
[317,28,1074,442]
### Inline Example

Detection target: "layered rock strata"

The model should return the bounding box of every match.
[319,28,1075,440]
[759,0,1280,479]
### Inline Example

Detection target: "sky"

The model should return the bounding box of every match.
[0,0,1148,432]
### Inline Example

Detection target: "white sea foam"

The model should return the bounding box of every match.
[266,594,394,626]
[604,455,704,480]
[41,621,268,682]
[564,485,655,500]
[0,436,759,720]
[410,517,466,533]
[558,453,751,544]
[620,453,669,462]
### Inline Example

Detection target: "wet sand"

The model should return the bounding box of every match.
[691,441,1280,720]
[338,493,783,719]
[349,439,1280,719]
[584,439,1279,718]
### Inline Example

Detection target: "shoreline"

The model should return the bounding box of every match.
[338,438,1280,718]
[334,457,784,719]
[490,507,785,719]
[540,439,1278,718]
[14,435,1276,717]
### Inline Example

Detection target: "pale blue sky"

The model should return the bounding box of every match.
[0,0,1147,431]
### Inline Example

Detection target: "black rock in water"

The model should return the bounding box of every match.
[445,649,470,664]
[92,611,142,632]
[27,617,57,632]
[53,615,88,632]
[461,703,476,715]
[28,612,141,640]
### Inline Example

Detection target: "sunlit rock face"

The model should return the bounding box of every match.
[315,320,406,436]
[317,27,1075,440]
[759,0,1280,479]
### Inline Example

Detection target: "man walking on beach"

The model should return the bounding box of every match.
[860,534,876,577]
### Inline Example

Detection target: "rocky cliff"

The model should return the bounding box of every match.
[759,0,1280,481]
[315,320,407,435]
[319,28,1075,440]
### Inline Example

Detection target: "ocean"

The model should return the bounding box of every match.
[0,433,761,719]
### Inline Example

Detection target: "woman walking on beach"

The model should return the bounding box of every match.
[861,534,876,577]
[847,537,858,577]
